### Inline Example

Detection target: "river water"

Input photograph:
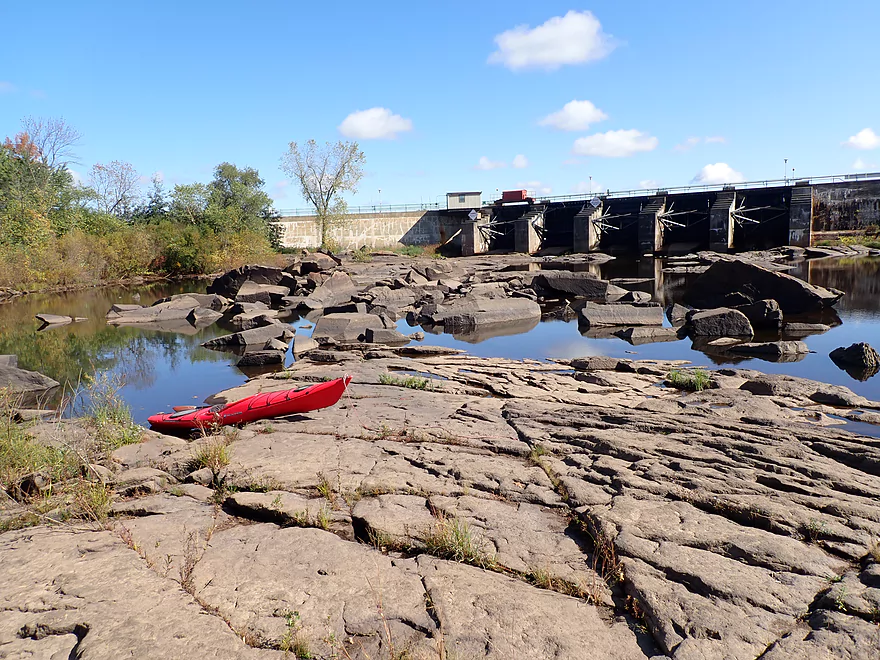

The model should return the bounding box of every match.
[1,256,878,425]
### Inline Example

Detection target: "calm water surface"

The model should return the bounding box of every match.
[1,257,878,425]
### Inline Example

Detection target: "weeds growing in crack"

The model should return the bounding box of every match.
[280,609,312,658]
[315,471,336,505]
[802,518,828,544]
[190,436,231,489]
[423,515,496,569]
[289,504,332,531]
[178,522,216,596]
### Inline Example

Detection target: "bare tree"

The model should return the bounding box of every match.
[22,116,82,169]
[280,139,365,248]
[90,161,140,218]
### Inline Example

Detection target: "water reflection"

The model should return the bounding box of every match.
[2,256,878,425]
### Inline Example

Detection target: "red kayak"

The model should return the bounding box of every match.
[148,376,351,432]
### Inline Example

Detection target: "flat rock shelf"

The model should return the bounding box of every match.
[3,349,880,659]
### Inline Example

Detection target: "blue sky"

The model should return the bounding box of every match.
[2,1,879,211]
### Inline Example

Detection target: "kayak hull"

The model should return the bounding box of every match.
[148,376,351,432]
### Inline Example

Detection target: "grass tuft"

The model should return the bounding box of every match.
[378,373,435,391]
[190,437,231,488]
[423,515,495,569]
[665,368,712,392]
[83,373,142,451]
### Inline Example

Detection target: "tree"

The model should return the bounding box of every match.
[90,160,140,218]
[21,116,82,169]
[280,140,365,248]
[169,183,209,225]
[133,174,168,222]
[205,162,278,235]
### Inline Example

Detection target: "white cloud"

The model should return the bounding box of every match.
[68,169,84,185]
[338,107,413,140]
[639,179,659,189]
[539,100,607,131]
[573,129,658,158]
[475,156,506,170]
[692,163,744,185]
[512,154,528,169]
[488,10,615,71]
[0,81,15,94]
[674,136,726,152]
[844,128,880,150]
[519,180,552,195]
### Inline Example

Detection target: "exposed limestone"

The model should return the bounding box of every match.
[5,320,880,657]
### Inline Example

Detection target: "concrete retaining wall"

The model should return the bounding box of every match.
[275,211,462,249]
[813,181,880,232]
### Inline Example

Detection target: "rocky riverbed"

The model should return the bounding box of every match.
[2,247,880,659]
[3,345,880,659]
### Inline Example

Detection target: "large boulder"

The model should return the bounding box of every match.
[419,297,541,331]
[578,302,664,328]
[830,342,880,381]
[300,252,339,274]
[206,264,285,298]
[0,357,60,406]
[106,296,203,325]
[613,327,682,345]
[235,350,286,367]
[151,293,229,311]
[830,342,880,369]
[732,299,783,328]
[688,308,754,337]
[35,314,74,327]
[234,281,290,306]
[364,286,418,311]
[364,327,411,345]
[534,271,626,300]
[728,341,809,362]
[304,271,357,309]
[201,322,294,349]
[311,313,386,344]
[229,310,279,331]
[684,258,843,314]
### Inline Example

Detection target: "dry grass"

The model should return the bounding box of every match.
[422,515,495,569]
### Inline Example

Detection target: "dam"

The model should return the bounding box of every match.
[275,173,880,255]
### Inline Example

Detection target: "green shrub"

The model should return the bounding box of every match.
[666,369,712,392]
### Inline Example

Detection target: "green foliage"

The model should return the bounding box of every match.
[84,373,142,451]
[350,246,372,262]
[423,515,496,569]
[0,394,77,492]
[665,369,712,392]
[1,118,281,290]
[378,373,435,390]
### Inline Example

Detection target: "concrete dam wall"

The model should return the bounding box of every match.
[276,176,880,254]
[275,210,466,250]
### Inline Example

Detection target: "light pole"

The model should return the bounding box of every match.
[784,159,788,184]
[589,175,592,194]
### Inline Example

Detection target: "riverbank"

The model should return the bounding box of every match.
[2,351,879,659]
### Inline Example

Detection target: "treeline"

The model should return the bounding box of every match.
[0,117,281,290]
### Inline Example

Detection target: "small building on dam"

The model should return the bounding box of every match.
[274,173,880,255]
